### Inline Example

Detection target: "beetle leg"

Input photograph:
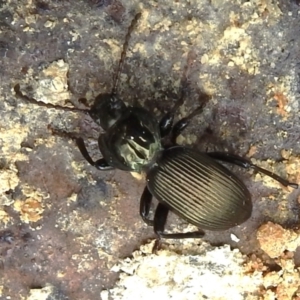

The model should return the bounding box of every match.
[158,63,191,137]
[76,137,114,170]
[206,152,298,189]
[159,87,203,138]
[140,186,154,226]
[159,92,187,137]
[159,112,176,137]
[170,100,208,144]
[159,50,210,138]
[154,203,205,240]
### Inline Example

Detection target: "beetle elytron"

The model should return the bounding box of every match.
[15,13,298,250]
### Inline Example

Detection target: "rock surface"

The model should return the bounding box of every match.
[1,0,300,299]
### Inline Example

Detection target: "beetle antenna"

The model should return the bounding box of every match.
[14,84,89,114]
[111,12,141,96]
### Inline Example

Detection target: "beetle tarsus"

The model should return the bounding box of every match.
[288,183,299,189]
[152,239,162,254]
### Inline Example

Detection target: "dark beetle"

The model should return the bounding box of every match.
[15,13,298,250]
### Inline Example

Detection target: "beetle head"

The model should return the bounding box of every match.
[89,93,127,131]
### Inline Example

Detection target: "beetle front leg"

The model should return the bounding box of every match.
[76,137,114,170]
[140,186,154,226]
[170,100,208,144]
[159,112,176,137]
[153,203,205,251]
[159,93,186,137]
[158,69,190,137]
[206,152,298,189]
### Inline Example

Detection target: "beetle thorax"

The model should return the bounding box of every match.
[116,116,161,171]
[118,135,160,171]
[100,107,162,172]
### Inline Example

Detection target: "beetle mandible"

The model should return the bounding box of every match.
[15,13,298,250]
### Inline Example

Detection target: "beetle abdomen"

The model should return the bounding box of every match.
[147,146,252,231]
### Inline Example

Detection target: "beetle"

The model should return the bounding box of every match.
[15,13,298,250]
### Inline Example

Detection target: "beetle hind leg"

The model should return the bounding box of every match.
[152,203,205,252]
[140,186,154,226]
[206,152,298,189]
